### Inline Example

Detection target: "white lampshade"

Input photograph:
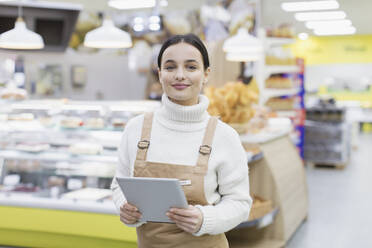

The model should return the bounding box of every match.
[0,17,44,50]
[223,28,263,62]
[108,0,156,10]
[223,28,263,54]
[84,19,132,49]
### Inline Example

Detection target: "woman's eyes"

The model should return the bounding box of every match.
[164,65,198,71]
[165,66,175,70]
[186,65,197,70]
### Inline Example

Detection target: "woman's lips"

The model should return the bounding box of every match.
[172,84,190,90]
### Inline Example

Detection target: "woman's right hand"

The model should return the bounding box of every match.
[120,203,142,224]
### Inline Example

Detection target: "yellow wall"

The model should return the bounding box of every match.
[289,35,372,65]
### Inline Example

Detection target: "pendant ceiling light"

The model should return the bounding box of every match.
[84,18,132,49]
[108,0,156,10]
[223,28,263,62]
[0,3,45,50]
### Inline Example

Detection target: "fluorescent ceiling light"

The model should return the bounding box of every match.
[0,17,44,50]
[295,11,346,21]
[306,19,352,29]
[314,26,356,35]
[298,32,309,40]
[281,0,339,12]
[108,0,156,10]
[84,19,132,48]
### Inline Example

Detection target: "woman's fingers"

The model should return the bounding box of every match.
[167,212,198,225]
[120,203,142,224]
[124,203,138,211]
[166,205,203,233]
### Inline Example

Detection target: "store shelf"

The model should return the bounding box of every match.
[0,192,116,214]
[0,150,118,163]
[265,65,300,78]
[265,37,296,47]
[262,88,299,100]
[240,119,292,144]
[275,110,297,118]
[235,208,279,229]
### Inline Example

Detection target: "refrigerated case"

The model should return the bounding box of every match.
[0,99,308,248]
[0,99,160,247]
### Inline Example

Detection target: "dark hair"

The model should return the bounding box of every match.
[157,33,210,70]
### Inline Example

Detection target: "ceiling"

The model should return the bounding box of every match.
[261,0,372,35]
[44,0,371,35]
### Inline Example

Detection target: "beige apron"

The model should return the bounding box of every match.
[133,112,229,248]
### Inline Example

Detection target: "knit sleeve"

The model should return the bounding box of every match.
[110,120,145,228]
[193,125,252,236]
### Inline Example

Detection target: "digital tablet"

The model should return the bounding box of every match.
[116,177,188,223]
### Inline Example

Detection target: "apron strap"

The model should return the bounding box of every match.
[135,112,154,162]
[196,117,218,169]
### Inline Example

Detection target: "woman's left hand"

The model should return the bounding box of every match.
[166,205,203,234]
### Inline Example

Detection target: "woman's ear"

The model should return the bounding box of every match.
[158,67,163,85]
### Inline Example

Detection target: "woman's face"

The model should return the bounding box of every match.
[158,42,210,106]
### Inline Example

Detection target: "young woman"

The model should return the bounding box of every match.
[111,34,252,247]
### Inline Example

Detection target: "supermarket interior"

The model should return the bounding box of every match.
[0,0,371,247]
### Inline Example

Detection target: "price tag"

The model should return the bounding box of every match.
[258,212,274,228]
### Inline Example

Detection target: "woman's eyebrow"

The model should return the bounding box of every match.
[164,59,176,64]
[185,59,198,63]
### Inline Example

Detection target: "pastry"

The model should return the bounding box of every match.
[60,117,83,129]
[85,118,105,129]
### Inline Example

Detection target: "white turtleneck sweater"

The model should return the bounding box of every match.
[110,94,252,236]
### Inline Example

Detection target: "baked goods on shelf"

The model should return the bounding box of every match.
[0,87,27,100]
[265,75,293,89]
[111,118,126,129]
[15,143,50,153]
[7,113,35,121]
[265,97,296,110]
[60,117,83,129]
[39,117,54,127]
[204,81,259,130]
[85,118,105,129]
[266,24,295,38]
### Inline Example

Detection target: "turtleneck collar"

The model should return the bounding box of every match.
[158,93,209,123]
[154,93,211,132]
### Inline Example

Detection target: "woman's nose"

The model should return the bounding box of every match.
[175,68,186,81]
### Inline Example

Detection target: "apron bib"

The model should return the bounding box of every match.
[133,112,229,248]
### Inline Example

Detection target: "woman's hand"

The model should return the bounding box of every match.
[120,203,142,225]
[166,205,203,234]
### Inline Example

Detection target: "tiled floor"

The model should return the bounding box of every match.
[287,133,372,248]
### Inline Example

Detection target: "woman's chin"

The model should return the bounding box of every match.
[166,91,190,100]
